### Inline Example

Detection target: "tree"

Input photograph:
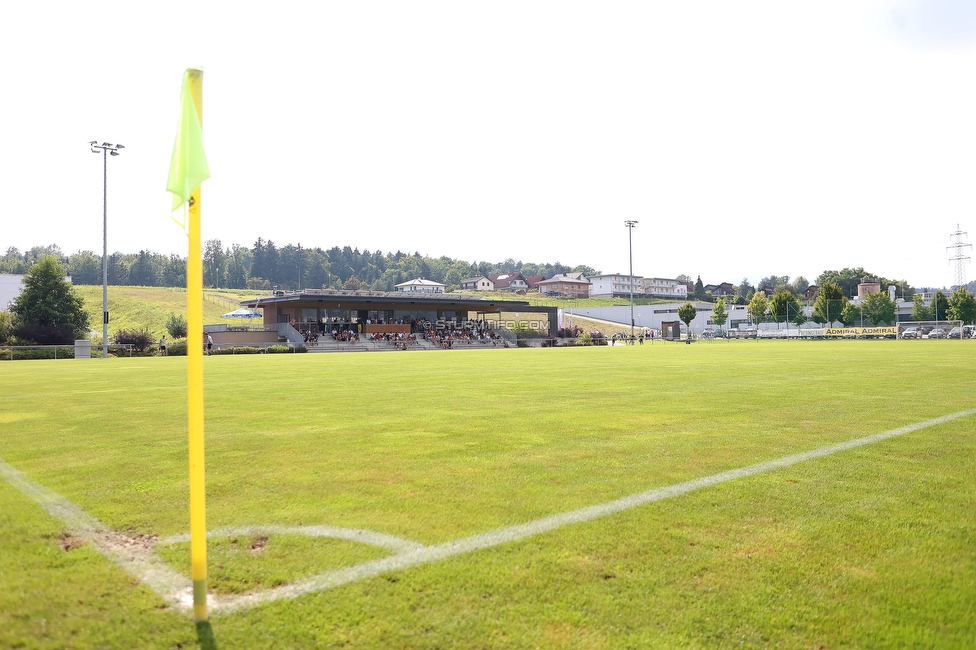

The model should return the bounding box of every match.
[861,292,896,326]
[165,312,188,338]
[224,244,253,289]
[711,298,728,330]
[303,249,331,289]
[128,250,157,286]
[693,276,707,300]
[768,288,802,325]
[816,268,913,303]
[947,288,976,324]
[678,302,697,338]
[106,252,129,286]
[931,290,949,322]
[163,254,186,287]
[676,274,691,282]
[793,275,809,294]
[758,275,789,292]
[203,239,225,288]
[748,291,768,325]
[736,277,754,302]
[9,256,89,344]
[817,268,866,298]
[840,301,860,327]
[0,310,12,344]
[812,281,846,325]
[67,250,101,285]
[792,308,807,328]
[571,265,599,277]
[911,293,931,322]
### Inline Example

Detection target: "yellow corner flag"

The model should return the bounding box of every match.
[166,68,210,622]
[167,69,211,231]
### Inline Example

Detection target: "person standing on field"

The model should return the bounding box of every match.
[206,333,213,355]
[159,335,167,356]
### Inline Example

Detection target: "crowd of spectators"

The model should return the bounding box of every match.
[423,320,501,349]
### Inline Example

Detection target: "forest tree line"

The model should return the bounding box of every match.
[0,242,597,292]
[3,244,963,300]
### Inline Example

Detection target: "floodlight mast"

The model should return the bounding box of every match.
[625,220,638,342]
[89,142,124,357]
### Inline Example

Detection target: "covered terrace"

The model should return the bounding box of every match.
[237,289,558,340]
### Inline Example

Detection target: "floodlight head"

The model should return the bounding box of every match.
[102,142,112,147]
[115,144,124,149]
[89,140,97,145]
[110,150,119,156]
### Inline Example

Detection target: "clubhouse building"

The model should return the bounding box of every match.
[206,288,559,348]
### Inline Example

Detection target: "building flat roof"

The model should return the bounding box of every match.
[241,289,541,312]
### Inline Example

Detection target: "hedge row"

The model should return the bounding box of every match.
[0,343,308,359]
[0,347,76,360]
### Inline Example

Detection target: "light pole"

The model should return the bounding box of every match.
[625,220,638,343]
[90,141,124,358]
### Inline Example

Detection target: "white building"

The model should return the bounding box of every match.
[0,274,25,309]
[460,276,494,291]
[570,302,755,334]
[395,278,446,294]
[640,277,688,300]
[588,274,642,298]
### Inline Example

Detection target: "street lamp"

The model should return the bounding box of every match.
[90,141,124,358]
[624,220,638,342]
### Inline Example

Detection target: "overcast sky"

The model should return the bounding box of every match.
[2,1,975,288]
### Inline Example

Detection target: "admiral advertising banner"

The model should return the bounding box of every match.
[824,327,897,337]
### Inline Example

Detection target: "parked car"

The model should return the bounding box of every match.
[901,327,919,339]
[948,327,964,339]
[928,327,946,339]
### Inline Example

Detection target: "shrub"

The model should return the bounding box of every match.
[212,346,262,355]
[113,328,156,354]
[294,345,307,353]
[165,313,188,339]
[576,331,607,346]
[246,277,272,290]
[266,345,291,354]
[167,340,188,356]
[15,323,74,345]
[508,323,546,339]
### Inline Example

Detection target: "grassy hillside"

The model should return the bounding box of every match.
[73,285,264,339]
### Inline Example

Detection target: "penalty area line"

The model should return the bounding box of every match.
[213,407,976,613]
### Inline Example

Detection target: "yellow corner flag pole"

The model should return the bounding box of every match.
[166,68,211,622]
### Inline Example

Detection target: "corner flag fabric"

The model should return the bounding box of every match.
[166,69,210,226]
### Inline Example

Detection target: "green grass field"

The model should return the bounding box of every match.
[1,341,974,648]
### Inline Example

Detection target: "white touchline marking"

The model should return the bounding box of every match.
[2,408,973,616]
